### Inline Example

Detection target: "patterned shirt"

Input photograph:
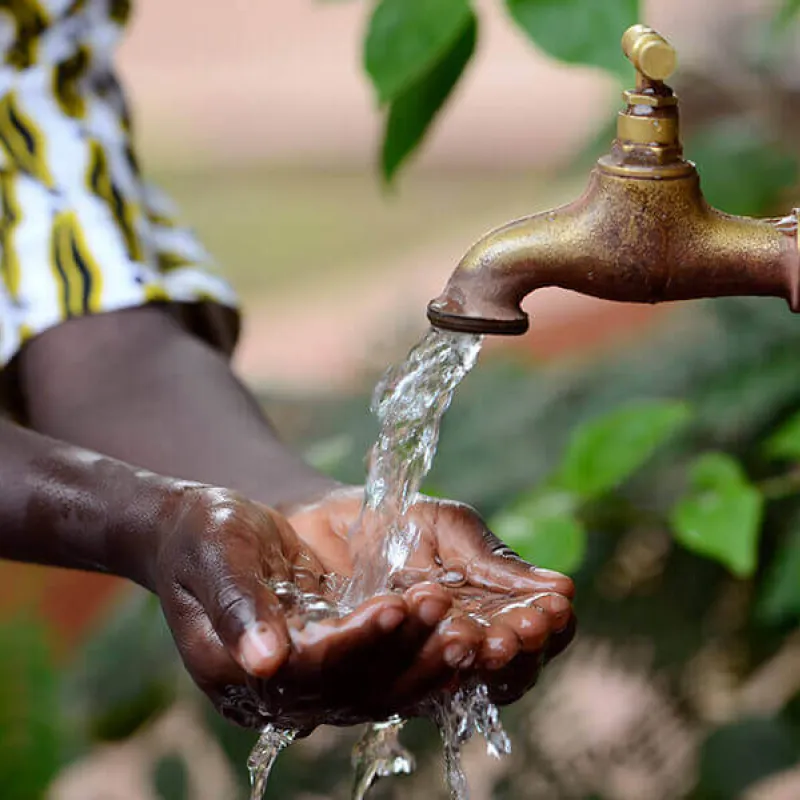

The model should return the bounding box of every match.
[0,0,238,365]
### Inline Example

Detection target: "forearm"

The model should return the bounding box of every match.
[15,306,338,510]
[0,418,174,589]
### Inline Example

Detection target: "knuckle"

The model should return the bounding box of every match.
[484,528,524,561]
[213,582,255,634]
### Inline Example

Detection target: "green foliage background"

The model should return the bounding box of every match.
[5,0,800,798]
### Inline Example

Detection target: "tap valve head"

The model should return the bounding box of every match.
[607,24,689,176]
[621,24,677,83]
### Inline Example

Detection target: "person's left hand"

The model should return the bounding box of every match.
[285,487,575,714]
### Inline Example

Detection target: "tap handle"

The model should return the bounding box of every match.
[621,25,677,83]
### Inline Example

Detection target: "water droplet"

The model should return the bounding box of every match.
[440,569,467,588]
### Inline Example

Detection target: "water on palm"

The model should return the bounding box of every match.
[249,328,509,799]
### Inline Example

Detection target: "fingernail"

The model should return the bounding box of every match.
[531,567,564,580]
[548,594,572,615]
[444,643,467,668]
[535,594,572,631]
[419,598,449,626]
[379,607,405,632]
[458,649,476,669]
[240,623,280,673]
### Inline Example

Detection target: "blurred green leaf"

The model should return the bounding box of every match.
[64,590,180,744]
[697,718,799,798]
[505,0,638,79]
[764,409,800,461]
[555,400,692,499]
[671,453,764,577]
[775,0,800,28]
[364,0,473,104]
[758,522,800,624]
[303,435,355,473]
[153,753,190,800]
[381,14,476,182]
[490,487,586,573]
[0,617,62,799]
[690,119,799,216]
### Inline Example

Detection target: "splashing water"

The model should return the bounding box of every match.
[244,581,339,799]
[248,725,296,800]
[433,683,511,798]
[248,327,509,799]
[351,716,415,799]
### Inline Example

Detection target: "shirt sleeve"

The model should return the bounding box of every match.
[0,63,240,367]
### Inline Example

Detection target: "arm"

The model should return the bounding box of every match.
[14,304,338,510]
[14,304,576,720]
[0,417,462,729]
[0,416,167,587]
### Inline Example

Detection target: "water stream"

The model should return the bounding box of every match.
[343,327,484,609]
[249,328,509,799]
[247,726,296,799]
[350,716,415,798]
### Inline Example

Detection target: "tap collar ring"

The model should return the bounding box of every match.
[597,155,696,179]
[623,90,677,108]
[426,304,529,336]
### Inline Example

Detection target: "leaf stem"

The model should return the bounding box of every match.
[758,469,800,500]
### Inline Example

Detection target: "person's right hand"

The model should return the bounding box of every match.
[150,485,463,732]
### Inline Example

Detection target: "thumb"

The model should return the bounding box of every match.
[200,573,292,679]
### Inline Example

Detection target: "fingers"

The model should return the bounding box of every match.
[475,593,576,706]
[470,531,575,598]
[480,592,572,668]
[389,614,484,708]
[480,621,523,671]
[426,502,575,599]
[249,586,454,724]
[163,585,247,691]
[544,613,577,663]
[403,581,452,628]
[287,593,410,674]
[238,618,291,679]
[482,652,544,707]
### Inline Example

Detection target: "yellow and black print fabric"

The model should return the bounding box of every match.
[0,0,238,365]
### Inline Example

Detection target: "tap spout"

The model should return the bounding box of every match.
[427,167,800,336]
[426,24,800,336]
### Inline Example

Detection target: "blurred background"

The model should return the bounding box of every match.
[5,0,800,798]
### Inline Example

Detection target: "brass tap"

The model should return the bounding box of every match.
[427,25,800,336]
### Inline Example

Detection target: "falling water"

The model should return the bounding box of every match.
[346,327,512,799]
[248,327,509,799]
[433,682,511,798]
[351,717,415,799]
[246,585,340,799]
[343,327,484,607]
[247,726,296,799]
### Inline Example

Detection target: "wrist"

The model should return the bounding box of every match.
[278,482,362,519]
[268,471,345,516]
[106,471,206,592]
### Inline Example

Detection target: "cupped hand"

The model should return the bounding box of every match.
[287,488,575,713]
[152,485,575,733]
[152,485,459,732]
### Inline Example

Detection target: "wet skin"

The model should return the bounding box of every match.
[4,305,575,733]
[160,487,575,732]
